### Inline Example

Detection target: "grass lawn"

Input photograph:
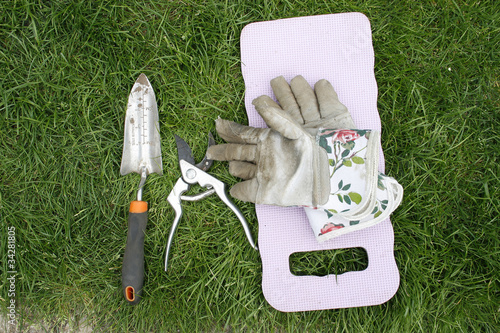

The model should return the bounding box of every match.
[1,0,498,332]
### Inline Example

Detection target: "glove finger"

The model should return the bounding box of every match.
[290,75,321,123]
[230,179,259,204]
[252,95,305,140]
[314,79,351,121]
[207,144,258,163]
[270,76,304,124]
[229,161,257,180]
[215,118,269,144]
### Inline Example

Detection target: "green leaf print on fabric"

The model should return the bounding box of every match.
[378,174,386,190]
[343,159,352,167]
[341,141,355,151]
[352,156,364,164]
[318,129,370,178]
[319,135,332,153]
[344,195,351,204]
[348,192,362,205]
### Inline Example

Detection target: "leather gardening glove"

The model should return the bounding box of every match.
[208,75,403,241]
[270,76,380,220]
[271,77,403,242]
[207,75,353,207]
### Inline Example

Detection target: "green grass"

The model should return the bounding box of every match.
[1,0,499,331]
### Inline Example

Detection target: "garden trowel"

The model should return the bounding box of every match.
[120,73,162,305]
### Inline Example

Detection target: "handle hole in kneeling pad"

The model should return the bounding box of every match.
[289,247,368,277]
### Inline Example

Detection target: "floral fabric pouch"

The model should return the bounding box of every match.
[304,129,403,242]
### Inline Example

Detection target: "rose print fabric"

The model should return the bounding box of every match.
[316,129,380,220]
[305,129,403,242]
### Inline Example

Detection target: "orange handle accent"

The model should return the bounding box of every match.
[125,286,136,302]
[129,200,147,213]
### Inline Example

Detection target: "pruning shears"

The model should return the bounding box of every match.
[164,134,258,271]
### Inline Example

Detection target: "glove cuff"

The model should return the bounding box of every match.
[312,143,331,206]
[306,174,403,242]
[303,128,403,241]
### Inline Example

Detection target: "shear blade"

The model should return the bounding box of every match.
[174,134,215,171]
[174,135,196,165]
[195,133,215,171]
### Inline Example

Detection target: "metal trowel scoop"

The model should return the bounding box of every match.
[120,73,162,305]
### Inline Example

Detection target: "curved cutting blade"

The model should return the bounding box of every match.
[174,134,215,171]
[195,133,215,171]
[120,74,163,176]
[174,135,195,165]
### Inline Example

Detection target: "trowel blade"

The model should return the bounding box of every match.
[120,74,163,176]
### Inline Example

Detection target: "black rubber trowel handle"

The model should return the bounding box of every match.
[122,200,148,305]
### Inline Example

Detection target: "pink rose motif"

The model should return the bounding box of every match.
[321,129,337,136]
[331,130,360,144]
[320,223,344,235]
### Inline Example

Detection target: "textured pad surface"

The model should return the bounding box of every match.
[240,13,399,312]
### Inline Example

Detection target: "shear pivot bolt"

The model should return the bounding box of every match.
[186,169,196,179]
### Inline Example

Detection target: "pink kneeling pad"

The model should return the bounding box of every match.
[240,13,400,312]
